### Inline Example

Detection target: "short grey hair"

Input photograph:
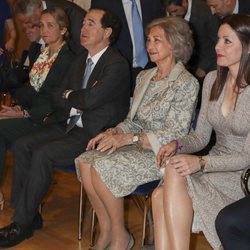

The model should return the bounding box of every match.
[13,0,42,16]
[146,16,194,64]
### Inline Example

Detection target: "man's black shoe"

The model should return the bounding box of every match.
[0,222,33,248]
[32,213,43,231]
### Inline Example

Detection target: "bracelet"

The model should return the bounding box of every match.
[174,140,183,153]
[138,133,144,149]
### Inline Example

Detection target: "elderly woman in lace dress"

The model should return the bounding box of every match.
[75,16,199,250]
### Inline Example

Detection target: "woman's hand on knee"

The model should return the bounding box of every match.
[157,141,177,168]
[86,131,109,151]
[169,155,201,177]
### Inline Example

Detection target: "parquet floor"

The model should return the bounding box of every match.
[0,152,212,250]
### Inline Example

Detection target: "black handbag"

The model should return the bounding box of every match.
[0,51,29,91]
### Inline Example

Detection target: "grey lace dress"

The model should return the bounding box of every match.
[178,71,250,249]
[75,62,199,197]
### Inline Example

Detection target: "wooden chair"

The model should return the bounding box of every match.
[241,166,250,196]
[51,164,84,240]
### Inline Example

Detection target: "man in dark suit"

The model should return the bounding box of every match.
[91,0,164,94]
[13,0,86,54]
[215,196,250,250]
[0,8,130,248]
[206,0,250,18]
[165,0,220,78]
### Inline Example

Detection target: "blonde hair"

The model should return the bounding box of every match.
[146,16,194,64]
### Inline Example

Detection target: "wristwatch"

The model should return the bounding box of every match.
[132,134,139,144]
[198,156,206,172]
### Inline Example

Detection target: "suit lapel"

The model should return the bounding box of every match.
[129,62,185,119]
[118,0,133,47]
[129,67,157,119]
[38,44,68,90]
[68,54,87,90]
[86,47,111,88]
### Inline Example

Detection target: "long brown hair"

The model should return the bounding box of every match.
[210,14,250,101]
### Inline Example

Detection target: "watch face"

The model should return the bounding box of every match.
[133,135,139,143]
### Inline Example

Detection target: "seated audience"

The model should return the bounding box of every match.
[75,16,199,250]
[0,0,17,64]
[13,0,86,54]
[164,0,219,80]
[91,0,164,94]
[0,7,75,214]
[0,8,130,248]
[215,196,250,250]
[153,14,250,250]
[1,0,86,92]
[206,0,250,18]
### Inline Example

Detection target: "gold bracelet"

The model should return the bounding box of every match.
[138,134,144,148]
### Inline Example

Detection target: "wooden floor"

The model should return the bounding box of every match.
[0,152,212,250]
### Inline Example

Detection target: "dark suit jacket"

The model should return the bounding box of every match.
[239,0,250,14]
[46,46,131,138]
[27,42,42,70]
[189,0,220,73]
[15,43,75,123]
[91,0,164,67]
[46,0,86,54]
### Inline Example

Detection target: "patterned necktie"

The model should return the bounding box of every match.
[66,58,93,133]
[130,0,148,68]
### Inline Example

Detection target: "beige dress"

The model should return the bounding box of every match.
[75,62,199,197]
[178,71,250,249]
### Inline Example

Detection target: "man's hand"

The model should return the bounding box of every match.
[0,105,23,119]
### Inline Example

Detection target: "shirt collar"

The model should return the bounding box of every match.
[42,0,47,10]
[233,0,239,14]
[184,0,192,21]
[87,46,108,66]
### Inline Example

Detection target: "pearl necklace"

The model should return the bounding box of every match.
[152,70,170,81]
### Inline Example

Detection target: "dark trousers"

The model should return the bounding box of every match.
[215,196,250,250]
[0,118,42,182]
[11,123,90,228]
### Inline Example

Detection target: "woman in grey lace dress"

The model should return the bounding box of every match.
[154,14,250,250]
[75,17,199,250]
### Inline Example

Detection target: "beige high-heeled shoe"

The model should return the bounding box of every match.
[0,192,4,211]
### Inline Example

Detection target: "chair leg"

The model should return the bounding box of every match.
[90,209,96,247]
[78,182,83,240]
[142,195,148,247]
[131,195,151,247]
[147,200,154,245]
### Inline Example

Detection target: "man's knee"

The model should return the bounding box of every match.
[216,204,238,234]
[13,136,32,153]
